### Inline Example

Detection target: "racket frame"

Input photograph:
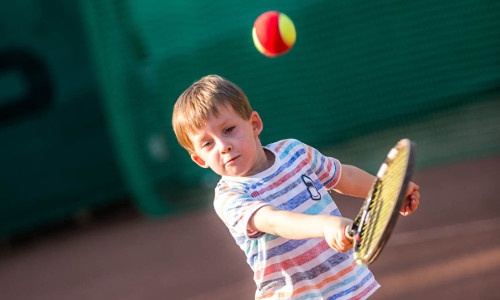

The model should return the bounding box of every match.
[345,138,415,265]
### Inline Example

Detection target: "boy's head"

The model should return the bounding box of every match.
[172,75,254,154]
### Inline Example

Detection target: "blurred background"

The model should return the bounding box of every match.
[1,0,499,299]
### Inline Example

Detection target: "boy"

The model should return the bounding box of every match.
[172,75,420,299]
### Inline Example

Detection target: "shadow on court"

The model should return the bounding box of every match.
[0,156,499,300]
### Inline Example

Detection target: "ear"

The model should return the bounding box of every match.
[250,111,263,136]
[190,153,209,168]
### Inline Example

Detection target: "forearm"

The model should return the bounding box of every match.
[249,205,354,252]
[333,164,375,198]
[249,206,346,240]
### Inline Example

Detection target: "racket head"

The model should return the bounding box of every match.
[352,138,415,265]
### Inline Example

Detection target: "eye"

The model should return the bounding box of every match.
[201,140,213,148]
[224,126,235,135]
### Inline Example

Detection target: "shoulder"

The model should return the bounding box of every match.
[215,178,249,196]
[214,179,250,215]
[266,138,307,153]
[213,178,269,230]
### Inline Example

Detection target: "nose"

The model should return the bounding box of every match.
[219,138,233,153]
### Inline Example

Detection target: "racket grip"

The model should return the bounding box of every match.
[345,223,354,241]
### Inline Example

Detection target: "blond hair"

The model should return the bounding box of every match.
[172,75,253,153]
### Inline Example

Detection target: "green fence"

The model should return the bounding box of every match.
[1,0,499,237]
[79,0,500,216]
[0,1,126,238]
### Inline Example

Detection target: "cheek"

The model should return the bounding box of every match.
[204,150,220,164]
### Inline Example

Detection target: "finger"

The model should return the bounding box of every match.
[340,241,353,252]
[413,190,421,201]
[339,233,353,252]
[411,198,419,211]
[407,183,417,195]
[403,198,419,216]
[400,200,412,216]
[401,206,409,216]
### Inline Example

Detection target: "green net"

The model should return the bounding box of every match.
[0,1,126,237]
[79,0,500,216]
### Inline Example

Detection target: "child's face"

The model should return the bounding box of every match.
[189,105,268,177]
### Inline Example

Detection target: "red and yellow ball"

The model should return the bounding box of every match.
[252,11,296,57]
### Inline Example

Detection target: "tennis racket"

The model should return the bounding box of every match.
[345,138,416,265]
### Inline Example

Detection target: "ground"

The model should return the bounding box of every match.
[0,156,499,300]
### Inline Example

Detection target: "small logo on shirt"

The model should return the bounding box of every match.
[302,175,321,200]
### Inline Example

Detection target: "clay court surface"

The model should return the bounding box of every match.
[1,156,499,300]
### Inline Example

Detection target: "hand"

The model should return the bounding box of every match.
[400,182,420,216]
[322,216,354,252]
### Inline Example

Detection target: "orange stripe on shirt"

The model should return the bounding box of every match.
[259,260,357,299]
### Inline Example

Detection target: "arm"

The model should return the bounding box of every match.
[333,164,376,198]
[247,164,378,252]
[248,205,353,252]
[334,164,421,216]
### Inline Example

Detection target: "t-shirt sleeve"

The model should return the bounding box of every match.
[214,180,269,239]
[302,142,342,190]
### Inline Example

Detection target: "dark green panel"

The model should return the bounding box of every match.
[0,0,126,237]
[79,0,500,216]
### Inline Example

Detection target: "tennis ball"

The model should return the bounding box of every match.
[252,11,296,57]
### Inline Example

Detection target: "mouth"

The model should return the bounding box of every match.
[225,155,240,165]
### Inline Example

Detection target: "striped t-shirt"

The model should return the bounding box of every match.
[214,139,379,299]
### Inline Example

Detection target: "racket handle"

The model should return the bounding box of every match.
[345,223,354,241]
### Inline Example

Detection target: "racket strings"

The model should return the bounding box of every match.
[357,146,409,258]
